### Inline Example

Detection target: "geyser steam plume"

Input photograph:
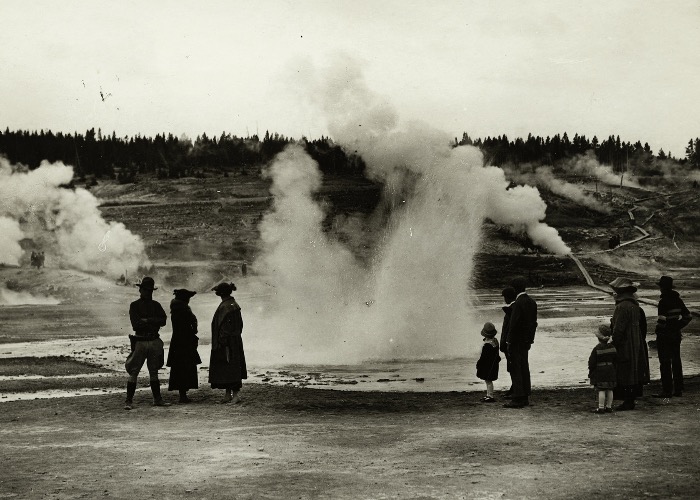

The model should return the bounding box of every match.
[0,157,150,277]
[251,56,569,364]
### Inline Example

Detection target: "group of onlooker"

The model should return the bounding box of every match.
[123,277,247,410]
[475,275,692,412]
[122,270,691,412]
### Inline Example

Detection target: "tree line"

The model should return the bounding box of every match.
[460,132,699,174]
[0,127,697,183]
[0,128,365,182]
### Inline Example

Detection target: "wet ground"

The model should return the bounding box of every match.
[2,286,698,402]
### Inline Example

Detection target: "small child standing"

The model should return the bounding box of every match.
[476,322,501,402]
[588,324,617,414]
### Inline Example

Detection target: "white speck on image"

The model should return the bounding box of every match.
[98,230,111,252]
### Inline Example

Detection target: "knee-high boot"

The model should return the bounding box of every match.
[124,382,137,410]
[150,380,170,407]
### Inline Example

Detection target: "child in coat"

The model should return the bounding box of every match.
[588,324,617,414]
[476,322,501,402]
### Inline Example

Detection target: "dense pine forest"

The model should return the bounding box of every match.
[1,127,698,184]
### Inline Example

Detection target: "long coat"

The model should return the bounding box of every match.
[610,293,643,387]
[588,342,617,389]
[208,297,247,390]
[167,298,201,390]
[476,339,501,381]
[507,293,538,345]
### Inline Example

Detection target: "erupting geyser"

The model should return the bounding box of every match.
[0,157,150,277]
[249,56,570,364]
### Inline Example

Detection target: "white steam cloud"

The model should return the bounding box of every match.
[0,285,60,306]
[0,216,24,265]
[504,164,611,214]
[249,56,570,364]
[565,151,640,188]
[0,157,150,277]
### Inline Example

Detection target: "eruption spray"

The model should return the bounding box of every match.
[248,56,570,364]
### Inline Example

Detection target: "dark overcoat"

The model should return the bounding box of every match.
[610,293,642,387]
[476,339,501,381]
[167,299,202,367]
[208,297,247,389]
[507,293,538,345]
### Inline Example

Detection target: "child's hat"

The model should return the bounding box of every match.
[596,324,611,342]
[481,322,497,337]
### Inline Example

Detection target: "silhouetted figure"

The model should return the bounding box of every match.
[167,289,201,403]
[476,322,501,403]
[241,262,247,277]
[209,282,247,404]
[503,277,538,409]
[30,251,37,268]
[652,276,692,398]
[588,324,617,413]
[608,277,643,411]
[124,277,169,410]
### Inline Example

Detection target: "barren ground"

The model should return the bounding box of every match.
[2,381,700,499]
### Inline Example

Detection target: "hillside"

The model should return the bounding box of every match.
[90,170,699,294]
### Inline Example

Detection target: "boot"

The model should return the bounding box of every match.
[231,390,241,404]
[178,390,191,404]
[614,399,635,411]
[150,381,170,407]
[124,382,136,410]
[220,389,233,404]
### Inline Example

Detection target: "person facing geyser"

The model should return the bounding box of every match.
[209,282,247,404]
[503,277,537,409]
[652,275,692,398]
[124,277,169,410]
[167,289,201,404]
[588,324,617,414]
[607,277,644,411]
[476,322,501,402]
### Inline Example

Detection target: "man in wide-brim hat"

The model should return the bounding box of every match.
[607,276,644,410]
[652,275,692,398]
[124,276,169,409]
[135,276,158,290]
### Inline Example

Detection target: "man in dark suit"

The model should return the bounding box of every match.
[652,276,692,398]
[504,277,538,408]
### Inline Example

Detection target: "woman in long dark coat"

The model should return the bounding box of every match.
[167,289,201,403]
[608,277,644,411]
[209,282,247,404]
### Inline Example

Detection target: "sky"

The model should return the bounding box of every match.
[1,0,699,156]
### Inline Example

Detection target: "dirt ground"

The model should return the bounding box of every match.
[1,379,699,500]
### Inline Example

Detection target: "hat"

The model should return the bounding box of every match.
[511,276,527,293]
[173,289,197,299]
[608,277,638,292]
[596,324,611,342]
[481,322,497,337]
[135,276,157,290]
[657,276,674,289]
[211,282,236,295]
[501,286,517,303]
